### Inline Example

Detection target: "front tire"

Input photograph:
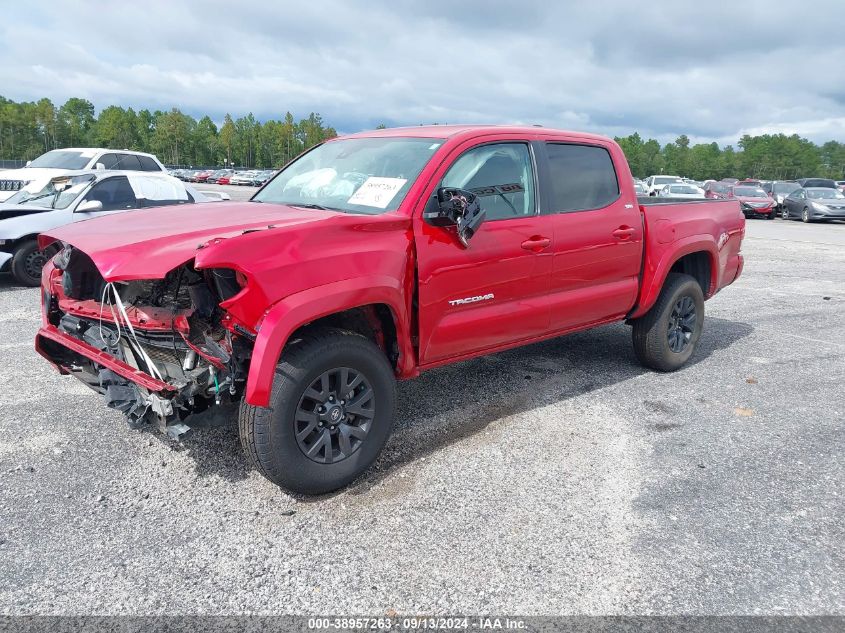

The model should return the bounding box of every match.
[782,206,789,220]
[10,239,48,287]
[631,273,705,372]
[802,207,811,223]
[239,328,396,494]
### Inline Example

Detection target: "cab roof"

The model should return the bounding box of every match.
[340,124,613,144]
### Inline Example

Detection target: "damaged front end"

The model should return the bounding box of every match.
[36,244,254,439]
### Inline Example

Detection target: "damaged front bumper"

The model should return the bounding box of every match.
[35,323,198,438]
[36,247,251,439]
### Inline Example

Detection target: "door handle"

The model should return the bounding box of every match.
[612,226,636,240]
[521,236,551,252]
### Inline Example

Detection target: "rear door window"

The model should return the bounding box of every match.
[113,154,142,171]
[97,153,121,170]
[545,144,620,212]
[127,175,190,207]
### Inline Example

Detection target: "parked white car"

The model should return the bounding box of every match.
[658,183,706,199]
[0,148,166,202]
[230,170,259,185]
[0,170,211,286]
[644,175,683,196]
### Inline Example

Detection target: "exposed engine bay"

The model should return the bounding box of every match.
[40,244,252,439]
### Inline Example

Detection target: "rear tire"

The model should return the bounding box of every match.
[239,328,396,494]
[10,239,48,287]
[632,273,705,372]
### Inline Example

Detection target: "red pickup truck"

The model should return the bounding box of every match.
[36,125,745,494]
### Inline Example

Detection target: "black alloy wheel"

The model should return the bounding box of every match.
[294,367,375,464]
[667,296,696,353]
[631,272,705,372]
[238,328,396,494]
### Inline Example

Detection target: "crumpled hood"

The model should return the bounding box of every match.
[40,201,343,281]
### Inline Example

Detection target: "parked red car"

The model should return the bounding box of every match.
[36,125,745,494]
[192,169,213,183]
[729,185,774,219]
[703,181,732,199]
[217,174,232,185]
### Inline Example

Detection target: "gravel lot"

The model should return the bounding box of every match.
[0,217,842,615]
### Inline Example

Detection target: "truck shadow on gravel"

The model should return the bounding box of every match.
[0,273,29,293]
[175,317,753,495]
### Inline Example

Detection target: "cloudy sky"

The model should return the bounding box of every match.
[2,0,844,145]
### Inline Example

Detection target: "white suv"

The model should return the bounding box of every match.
[0,148,166,202]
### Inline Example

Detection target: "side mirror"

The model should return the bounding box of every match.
[76,199,103,212]
[422,187,486,247]
[25,160,31,167]
[94,162,105,171]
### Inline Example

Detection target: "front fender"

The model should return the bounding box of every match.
[244,275,413,407]
[630,236,718,319]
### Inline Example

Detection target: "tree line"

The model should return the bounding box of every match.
[616,132,845,181]
[1,95,844,178]
[0,95,337,168]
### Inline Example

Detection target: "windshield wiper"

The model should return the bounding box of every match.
[289,203,346,212]
[17,192,56,205]
[290,203,329,210]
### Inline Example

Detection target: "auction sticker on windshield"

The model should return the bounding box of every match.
[347,177,407,208]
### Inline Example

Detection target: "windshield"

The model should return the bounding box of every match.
[710,184,730,193]
[5,174,94,209]
[774,182,800,194]
[27,150,94,170]
[807,188,845,199]
[654,177,681,185]
[734,187,767,198]
[253,137,444,214]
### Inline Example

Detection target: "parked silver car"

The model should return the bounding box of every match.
[658,183,706,199]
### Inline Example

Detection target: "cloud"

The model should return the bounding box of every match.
[1,0,844,145]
